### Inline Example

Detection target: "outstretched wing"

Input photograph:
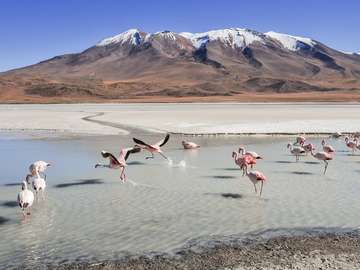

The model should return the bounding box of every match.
[155,134,170,147]
[133,137,152,148]
[123,146,142,161]
[101,151,120,165]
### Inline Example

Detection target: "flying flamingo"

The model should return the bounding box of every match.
[17,181,35,216]
[238,146,262,159]
[95,146,141,182]
[303,143,315,155]
[345,137,357,153]
[243,165,266,196]
[232,152,256,175]
[182,141,200,149]
[32,176,46,200]
[287,143,305,162]
[321,139,335,153]
[133,134,170,160]
[311,149,333,174]
[26,161,51,184]
[294,136,306,146]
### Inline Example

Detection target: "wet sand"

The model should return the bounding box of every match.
[47,230,360,270]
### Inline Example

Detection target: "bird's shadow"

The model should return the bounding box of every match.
[54,179,104,188]
[0,201,18,208]
[0,216,10,225]
[3,183,21,187]
[303,161,321,165]
[127,161,146,166]
[215,167,240,171]
[204,192,243,199]
[206,175,237,180]
[291,171,315,175]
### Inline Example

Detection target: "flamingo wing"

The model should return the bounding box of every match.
[155,134,170,147]
[133,137,152,148]
[101,151,120,165]
[124,146,142,161]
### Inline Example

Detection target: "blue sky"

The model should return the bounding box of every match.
[0,0,359,72]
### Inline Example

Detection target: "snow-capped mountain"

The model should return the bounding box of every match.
[1,27,359,102]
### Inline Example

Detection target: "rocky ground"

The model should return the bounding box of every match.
[48,232,360,270]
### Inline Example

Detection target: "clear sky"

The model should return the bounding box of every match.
[0,0,359,72]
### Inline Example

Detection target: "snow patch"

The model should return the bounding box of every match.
[265,31,316,51]
[180,28,264,49]
[97,29,142,47]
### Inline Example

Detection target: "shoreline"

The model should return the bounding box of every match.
[35,228,360,270]
[1,103,360,136]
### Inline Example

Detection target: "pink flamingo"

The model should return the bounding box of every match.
[321,139,335,153]
[244,165,266,196]
[345,137,357,153]
[310,149,333,174]
[238,146,262,159]
[294,136,306,146]
[182,141,200,149]
[95,146,141,182]
[232,152,256,175]
[133,134,170,160]
[287,143,305,162]
[303,143,315,155]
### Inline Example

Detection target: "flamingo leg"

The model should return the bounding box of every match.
[159,152,168,160]
[323,160,329,175]
[260,181,264,197]
[253,183,257,194]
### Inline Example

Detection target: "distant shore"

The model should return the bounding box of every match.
[0,103,360,136]
[43,231,360,270]
[1,91,360,104]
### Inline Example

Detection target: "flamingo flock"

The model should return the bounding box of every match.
[13,132,360,217]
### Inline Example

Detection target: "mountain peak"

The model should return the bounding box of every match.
[265,31,316,51]
[96,28,143,47]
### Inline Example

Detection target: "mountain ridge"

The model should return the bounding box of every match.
[1,27,360,103]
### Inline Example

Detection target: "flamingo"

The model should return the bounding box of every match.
[17,181,35,216]
[133,134,170,160]
[303,143,315,155]
[26,161,51,184]
[232,152,256,175]
[95,146,141,182]
[321,139,335,153]
[345,137,357,153]
[32,176,46,200]
[294,136,306,146]
[310,149,333,174]
[238,146,262,159]
[182,141,200,149]
[287,143,305,162]
[244,165,266,196]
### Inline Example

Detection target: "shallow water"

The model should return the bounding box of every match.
[1,133,360,268]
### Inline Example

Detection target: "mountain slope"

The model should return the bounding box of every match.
[1,27,359,102]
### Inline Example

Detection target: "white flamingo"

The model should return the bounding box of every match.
[294,136,306,146]
[32,176,46,200]
[238,146,262,159]
[287,143,305,162]
[17,181,35,216]
[26,161,51,184]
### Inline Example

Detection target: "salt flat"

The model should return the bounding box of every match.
[0,103,359,135]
